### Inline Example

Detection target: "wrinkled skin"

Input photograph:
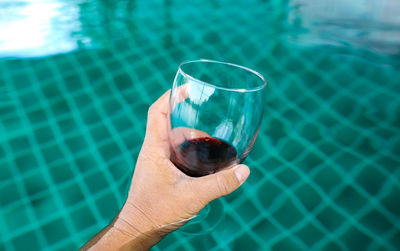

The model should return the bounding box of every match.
[82,90,250,251]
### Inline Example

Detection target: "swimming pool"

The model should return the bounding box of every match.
[1,0,399,250]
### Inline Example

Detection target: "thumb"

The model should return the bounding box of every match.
[193,165,250,203]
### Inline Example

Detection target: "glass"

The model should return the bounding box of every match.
[168,59,266,233]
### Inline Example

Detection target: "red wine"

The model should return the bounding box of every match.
[171,137,237,177]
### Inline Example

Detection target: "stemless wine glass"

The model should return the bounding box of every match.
[168,59,266,234]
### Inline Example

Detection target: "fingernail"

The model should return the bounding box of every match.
[234,165,250,184]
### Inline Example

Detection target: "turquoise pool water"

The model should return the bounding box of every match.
[1,0,399,250]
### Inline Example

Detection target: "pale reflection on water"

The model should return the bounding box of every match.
[0,0,136,57]
[288,0,400,55]
[0,1,84,57]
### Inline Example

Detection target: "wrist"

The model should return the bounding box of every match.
[109,224,162,251]
[116,200,159,235]
[112,201,165,250]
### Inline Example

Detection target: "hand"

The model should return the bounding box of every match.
[81,90,250,250]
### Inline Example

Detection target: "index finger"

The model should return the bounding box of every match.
[144,85,189,154]
[148,84,189,121]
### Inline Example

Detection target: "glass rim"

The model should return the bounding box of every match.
[178,59,267,93]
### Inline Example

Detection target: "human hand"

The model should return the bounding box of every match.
[82,90,250,250]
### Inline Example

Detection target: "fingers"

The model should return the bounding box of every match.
[144,85,189,156]
[191,164,250,203]
[147,89,171,119]
[169,84,189,112]
[147,84,189,130]
[144,90,171,154]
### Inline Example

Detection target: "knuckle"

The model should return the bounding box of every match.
[179,182,205,215]
[147,104,155,117]
[216,174,232,196]
[187,198,203,216]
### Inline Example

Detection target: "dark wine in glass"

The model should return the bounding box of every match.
[172,137,238,177]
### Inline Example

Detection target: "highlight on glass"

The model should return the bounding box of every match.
[168,59,267,178]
